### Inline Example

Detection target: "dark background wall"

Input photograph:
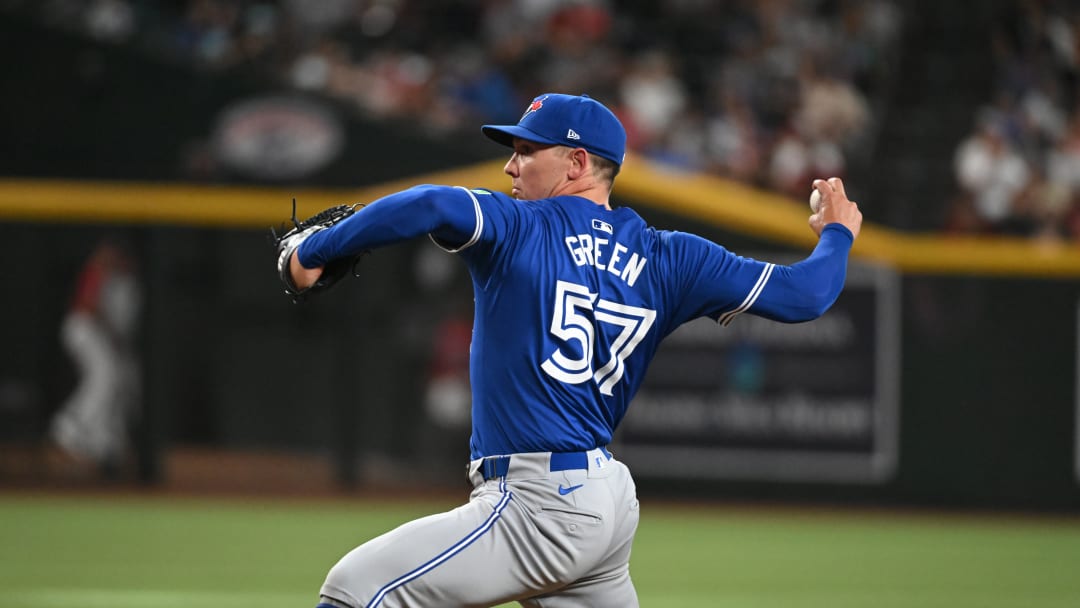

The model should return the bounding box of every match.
[2,8,1079,512]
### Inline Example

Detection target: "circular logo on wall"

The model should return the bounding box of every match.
[213,96,344,180]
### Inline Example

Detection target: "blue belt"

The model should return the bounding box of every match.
[480,448,611,481]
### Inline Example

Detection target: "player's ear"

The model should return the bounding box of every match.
[567,147,589,180]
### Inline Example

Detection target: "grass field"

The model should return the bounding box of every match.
[2,493,1079,607]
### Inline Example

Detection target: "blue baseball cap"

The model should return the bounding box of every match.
[482,93,627,166]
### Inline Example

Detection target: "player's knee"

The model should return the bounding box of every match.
[316,596,353,608]
[320,558,366,608]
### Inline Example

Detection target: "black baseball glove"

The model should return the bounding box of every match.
[271,198,366,301]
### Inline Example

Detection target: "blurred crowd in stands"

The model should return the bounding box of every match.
[949,0,1080,241]
[13,0,1080,241]
[11,0,902,200]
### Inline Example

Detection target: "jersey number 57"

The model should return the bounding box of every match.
[541,280,656,396]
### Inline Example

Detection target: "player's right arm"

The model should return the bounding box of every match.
[288,185,482,290]
[671,177,862,327]
[737,176,862,322]
[809,177,862,239]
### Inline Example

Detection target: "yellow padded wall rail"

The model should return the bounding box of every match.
[3,154,1080,277]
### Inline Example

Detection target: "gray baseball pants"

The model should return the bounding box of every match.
[319,447,640,607]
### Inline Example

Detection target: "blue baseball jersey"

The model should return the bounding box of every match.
[298,185,853,460]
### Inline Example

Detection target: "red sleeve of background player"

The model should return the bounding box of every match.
[70,261,105,314]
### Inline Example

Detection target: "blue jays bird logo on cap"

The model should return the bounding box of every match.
[521,96,547,120]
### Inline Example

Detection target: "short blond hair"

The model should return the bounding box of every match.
[591,154,620,186]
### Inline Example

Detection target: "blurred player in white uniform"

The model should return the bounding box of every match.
[51,238,141,473]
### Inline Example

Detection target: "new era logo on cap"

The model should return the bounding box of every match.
[481,93,627,166]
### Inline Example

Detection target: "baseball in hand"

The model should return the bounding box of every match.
[809,189,823,213]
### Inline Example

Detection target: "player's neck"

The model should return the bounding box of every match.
[551,180,611,210]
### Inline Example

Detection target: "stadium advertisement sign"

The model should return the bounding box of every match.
[618,260,901,483]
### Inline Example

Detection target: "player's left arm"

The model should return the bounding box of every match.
[289,185,480,289]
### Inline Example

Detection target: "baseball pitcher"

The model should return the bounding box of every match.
[274,93,863,607]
